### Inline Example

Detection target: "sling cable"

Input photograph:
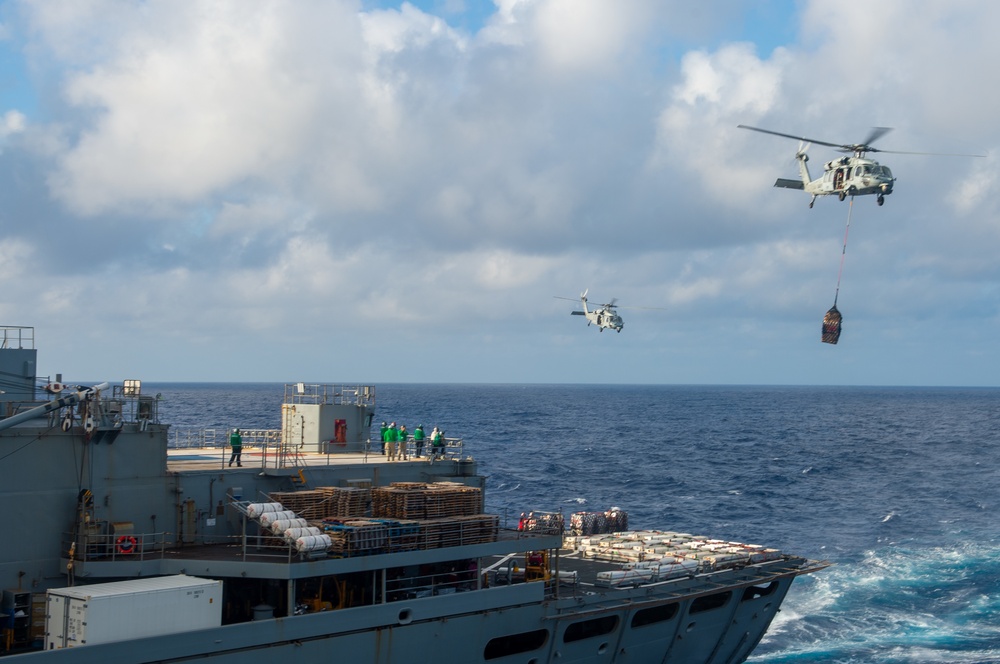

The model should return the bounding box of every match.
[822,196,854,345]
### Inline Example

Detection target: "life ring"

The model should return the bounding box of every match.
[116,535,138,554]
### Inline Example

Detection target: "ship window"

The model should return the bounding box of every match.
[690,591,732,614]
[631,603,679,628]
[484,629,548,660]
[741,581,779,601]
[563,615,619,643]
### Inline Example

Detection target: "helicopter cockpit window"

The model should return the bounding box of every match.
[863,165,873,174]
[855,166,862,177]
[880,166,893,178]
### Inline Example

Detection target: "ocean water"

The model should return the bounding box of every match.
[152,383,1000,663]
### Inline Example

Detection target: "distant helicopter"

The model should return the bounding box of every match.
[737,124,984,208]
[554,290,663,333]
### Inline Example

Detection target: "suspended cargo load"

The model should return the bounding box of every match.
[822,306,842,344]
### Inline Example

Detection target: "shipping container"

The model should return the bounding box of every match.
[45,575,222,649]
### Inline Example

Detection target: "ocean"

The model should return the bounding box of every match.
[152,382,1000,663]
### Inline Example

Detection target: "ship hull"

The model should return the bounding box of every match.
[6,573,795,663]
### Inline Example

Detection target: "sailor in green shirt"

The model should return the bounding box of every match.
[385,422,398,461]
[413,424,425,457]
[228,428,243,467]
[379,421,387,455]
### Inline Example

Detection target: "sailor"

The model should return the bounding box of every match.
[379,421,388,454]
[413,424,425,457]
[430,426,443,460]
[398,424,408,460]
[385,422,398,461]
[228,428,243,467]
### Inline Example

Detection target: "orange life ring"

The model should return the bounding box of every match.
[116,535,138,554]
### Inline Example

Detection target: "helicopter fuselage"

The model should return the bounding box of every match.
[584,307,623,332]
[778,152,895,207]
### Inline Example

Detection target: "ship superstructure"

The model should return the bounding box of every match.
[0,326,826,663]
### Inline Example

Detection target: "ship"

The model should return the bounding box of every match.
[0,325,827,663]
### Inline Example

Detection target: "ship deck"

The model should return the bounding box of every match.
[165,446,456,472]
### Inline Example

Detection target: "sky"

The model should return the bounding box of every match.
[0,0,998,386]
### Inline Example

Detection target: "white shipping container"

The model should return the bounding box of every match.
[46,575,222,649]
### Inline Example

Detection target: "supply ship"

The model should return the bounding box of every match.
[0,325,827,663]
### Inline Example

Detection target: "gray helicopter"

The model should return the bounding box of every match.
[555,290,663,333]
[738,124,984,208]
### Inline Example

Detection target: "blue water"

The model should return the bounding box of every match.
[151,383,1000,663]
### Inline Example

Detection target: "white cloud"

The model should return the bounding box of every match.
[1,0,999,385]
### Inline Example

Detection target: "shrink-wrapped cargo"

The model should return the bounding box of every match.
[259,510,297,527]
[246,502,284,518]
[270,518,308,534]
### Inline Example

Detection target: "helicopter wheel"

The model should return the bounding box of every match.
[877,195,885,206]
[809,200,814,209]
[838,191,846,201]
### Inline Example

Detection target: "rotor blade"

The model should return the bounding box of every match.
[614,306,668,311]
[859,126,893,147]
[737,124,844,149]
[868,148,987,157]
[554,296,581,302]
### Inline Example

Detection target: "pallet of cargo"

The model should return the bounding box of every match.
[317,486,371,518]
[321,519,390,557]
[268,490,332,519]
[372,482,482,520]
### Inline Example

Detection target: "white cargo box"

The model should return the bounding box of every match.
[46,575,222,648]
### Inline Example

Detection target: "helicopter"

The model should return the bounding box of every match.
[554,290,663,333]
[737,124,985,208]
[555,291,624,332]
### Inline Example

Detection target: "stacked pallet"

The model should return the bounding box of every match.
[371,482,482,520]
[268,490,332,519]
[321,519,389,557]
[319,486,371,518]
[370,518,423,553]
[563,530,783,574]
[421,515,499,549]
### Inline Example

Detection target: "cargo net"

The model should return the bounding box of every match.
[822,306,842,345]
[519,511,565,535]
[570,508,629,536]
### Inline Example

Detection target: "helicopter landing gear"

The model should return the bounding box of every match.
[877,195,885,206]
[809,198,815,209]
[838,191,847,201]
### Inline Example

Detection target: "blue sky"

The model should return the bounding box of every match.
[0,0,998,386]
